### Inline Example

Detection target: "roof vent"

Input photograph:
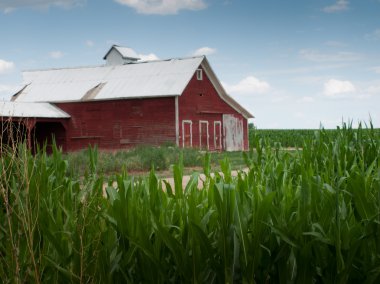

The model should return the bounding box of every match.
[103,45,140,65]
[81,82,106,101]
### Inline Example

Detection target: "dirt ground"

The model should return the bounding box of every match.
[161,168,249,190]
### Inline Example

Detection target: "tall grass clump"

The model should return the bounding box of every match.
[64,144,204,176]
[1,121,380,283]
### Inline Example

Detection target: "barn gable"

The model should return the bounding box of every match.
[178,61,251,151]
[199,58,253,119]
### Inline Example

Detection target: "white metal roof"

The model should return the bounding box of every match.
[13,55,253,118]
[15,56,204,103]
[0,101,70,118]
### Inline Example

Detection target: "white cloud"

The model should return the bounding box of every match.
[192,47,216,56]
[367,82,380,94]
[49,51,64,59]
[258,64,347,77]
[0,0,85,12]
[324,40,347,47]
[0,59,15,74]
[299,49,361,62]
[373,29,380,39]
[0,84,13,93]
[223,76,271,95]
[114,0,206,15]
[297,96,315,103]
[294,112,305,119]
[371,66,380,74]
[0,84,19,100]
[365,29,380,41]
[138,53,159,61]
[85,40,94,47]
[323,0,349,13]
[324,79,356,98]
[270,95,290,104]
[291,76,327,85]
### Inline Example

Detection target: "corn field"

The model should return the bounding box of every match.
[250,127,380,148]
[1,122,380,283]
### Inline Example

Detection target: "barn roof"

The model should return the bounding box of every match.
[0,101,70,118]
[14,56,204,103]
[13,55,253,118]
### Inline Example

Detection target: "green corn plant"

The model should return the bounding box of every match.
[1,121,379,283]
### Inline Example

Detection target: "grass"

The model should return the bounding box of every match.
[1,121,380,282]
[63,144,246,177]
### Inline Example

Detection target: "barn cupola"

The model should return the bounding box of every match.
[103,45,140,65]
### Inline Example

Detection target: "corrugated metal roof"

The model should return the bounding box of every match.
[13,55,253,118]
[15,56,204,103]
[0,101,70,118]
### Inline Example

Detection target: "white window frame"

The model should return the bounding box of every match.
[214,121,222,150]
[199,120,209,150]
[196,69,203,80]
[182,120,193,148]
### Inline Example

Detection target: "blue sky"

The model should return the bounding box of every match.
[1,0,379,128]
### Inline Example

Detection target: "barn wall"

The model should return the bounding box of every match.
[55,97,176,151]
[178,66,248,151]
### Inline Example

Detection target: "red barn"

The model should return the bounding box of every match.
[2,45,253,152]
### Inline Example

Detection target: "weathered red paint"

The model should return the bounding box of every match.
[11,64,249,152]
[178,66,249,151]
[55,97,176,152]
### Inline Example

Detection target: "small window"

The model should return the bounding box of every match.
[196,69,203,80]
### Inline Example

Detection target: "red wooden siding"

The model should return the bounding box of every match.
[55,97,176,151]
[178,66,248,151]
[20,66,248,152]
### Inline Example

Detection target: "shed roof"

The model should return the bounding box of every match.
[0,101,70,118]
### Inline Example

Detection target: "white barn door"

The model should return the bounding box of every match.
[223,114,244,151]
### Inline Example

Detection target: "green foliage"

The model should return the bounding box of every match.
[1,122,380,282]
[63,144,245,177]
[63,144,204,176]
[250,126,380,148]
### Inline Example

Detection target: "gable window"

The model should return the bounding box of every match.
[196,69,203,80]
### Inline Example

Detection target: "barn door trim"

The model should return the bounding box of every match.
[199,120,209,150]
[214,121,222,150]
[182,120,192,148]
[175,96,179,147]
